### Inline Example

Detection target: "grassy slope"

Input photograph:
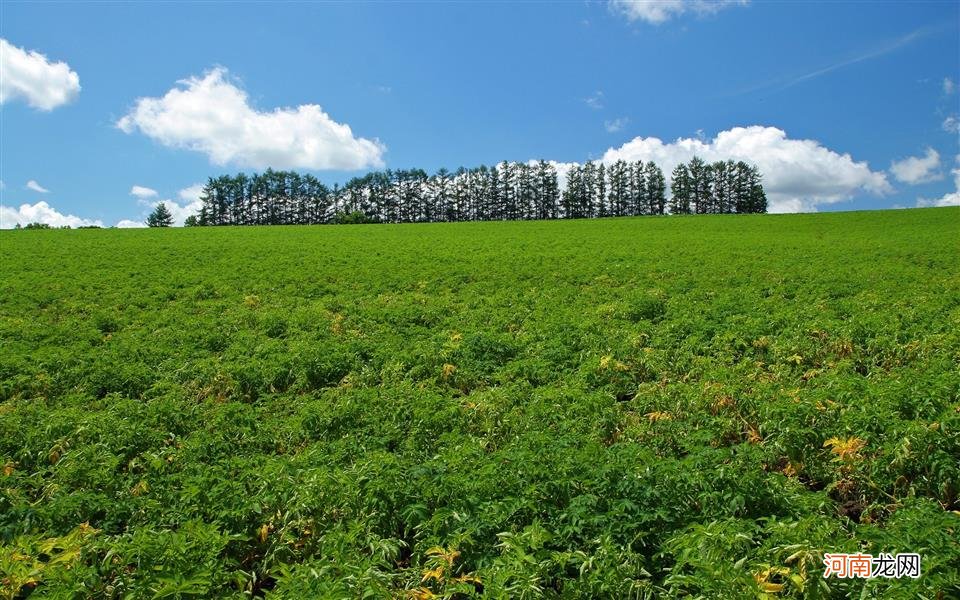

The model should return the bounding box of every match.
[1,208,959,598]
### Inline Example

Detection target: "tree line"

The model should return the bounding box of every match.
[182,157,766,227]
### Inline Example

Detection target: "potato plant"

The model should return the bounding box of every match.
[1,208,958,598]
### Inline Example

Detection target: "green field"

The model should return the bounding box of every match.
[2,208,959,598]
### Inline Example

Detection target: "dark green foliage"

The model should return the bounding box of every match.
[1,208,958,598]
[147,202,174,227]
[191,159,760,226]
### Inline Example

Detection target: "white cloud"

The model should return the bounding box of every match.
[177,182,205,203]
[604,117,630,133]
[917,155,960,208]
[0,201,101,228]
[25,180,50,193]
[943,116,960,134]
[115,219,146,228]
[601,125,892,212]
[944,77,956,95]
[0,38,81,110]
[890,148,942,184]
[129,185,158,199]
[117,67,385,170]
[610,0,747,24]
[584,90,604,110]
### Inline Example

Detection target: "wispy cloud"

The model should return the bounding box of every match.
[604,117,630,133]
[130,185,158,199]
[584,90,604,110]
[26,180,50,193]
[731,25,941,97]
[610,0,748,25]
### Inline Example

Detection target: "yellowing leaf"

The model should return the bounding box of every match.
[645,411,672,423]
[441,363,457,380]
[257,523,271,543]
[823,436,866,461]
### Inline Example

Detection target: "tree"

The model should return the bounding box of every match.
[746,165,767,213]
[608,160,629,217]
[562,165,582,218]
[670,164,691,214]
[147,203,174,227]
[629,161,647,216]
[185,161,766,226]
[644,161,667,215]
[596,162,607,217]
[688,157,711,214]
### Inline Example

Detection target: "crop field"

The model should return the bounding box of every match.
[1,208,959,598]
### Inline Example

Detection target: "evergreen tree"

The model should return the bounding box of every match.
[147,203,174,227]
[186,160,766,226]
[644,162,667,215]
[581,161,597,218]
[747,165,767,213]
[607,160,629,217]
[670,164,691,214]
[562,165,581,218]
[596,163,607,217]
[629,161,647,215]
[688,157,711,214]
[534,160,558,220]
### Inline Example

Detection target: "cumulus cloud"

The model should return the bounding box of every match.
[129,185,158,199]
[177,183,205,204]
[0,38,81,110]
[890,148,942,184]
[115,219,146,228]
[0,201,101,228]
[916,155,960,208]
[600,125,892,212]
[25,180,50,193]
[117,67,385,170]
[610,0,748,25]
[604,117,630,133]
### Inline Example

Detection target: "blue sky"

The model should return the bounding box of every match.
[1,1,958,226]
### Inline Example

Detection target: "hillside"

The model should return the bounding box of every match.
[1,208,959,598]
